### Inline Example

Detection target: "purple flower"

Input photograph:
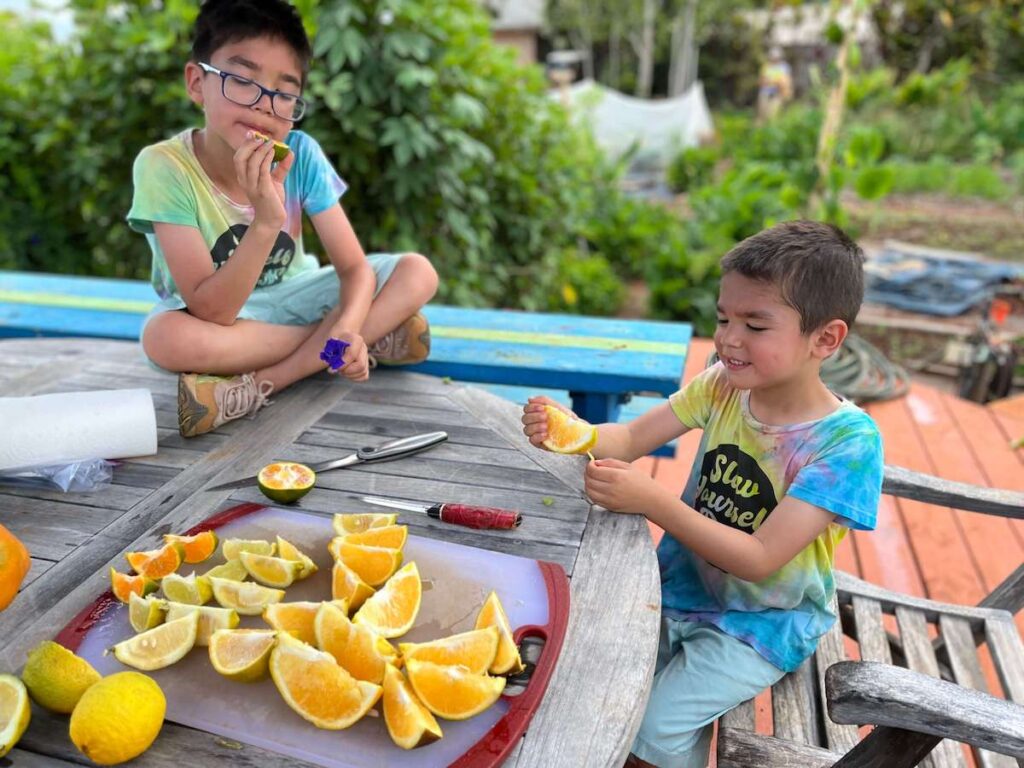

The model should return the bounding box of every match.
[320,338,350,371]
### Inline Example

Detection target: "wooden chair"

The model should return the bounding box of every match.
[717,465,1024,768]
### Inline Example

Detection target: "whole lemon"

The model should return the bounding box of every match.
[22,641,101,713]
[69,672,165,765]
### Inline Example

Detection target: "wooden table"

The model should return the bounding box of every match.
[0,338,660,768]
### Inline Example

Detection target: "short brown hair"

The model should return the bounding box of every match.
[720,220,864,333]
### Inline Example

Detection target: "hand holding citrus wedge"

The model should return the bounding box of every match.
[540,404,597,454]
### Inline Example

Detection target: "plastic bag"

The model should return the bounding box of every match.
[0,459,114,492]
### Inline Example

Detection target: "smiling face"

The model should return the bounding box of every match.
[713,271,823,394]
[185,36,304,150]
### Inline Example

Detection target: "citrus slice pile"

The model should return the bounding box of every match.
[276,536,318,578]
[314,602,397,684]
[263,600,348,646]
[239,552,303,589]
[161,572,212,606]
[110,568,158,603]
[352,562,422,638]
[399,626,500,675]
[221,538,275,560]
[129,593,168,633]
[257,462,315,504]
[165,603,240,646]
[209,628,277,682]
[269,634,381,729]
[163,531,218,564]
[541,404,597,454]
[209,577,285,616]
[331,560,375,611]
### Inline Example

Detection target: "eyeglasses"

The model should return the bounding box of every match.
[198,62,308,122]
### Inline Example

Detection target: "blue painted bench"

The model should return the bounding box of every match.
[0,271,691,456]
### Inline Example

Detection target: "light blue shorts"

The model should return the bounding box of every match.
[631,617,785,768]
[140,253,403,370]
[142,253,403,332]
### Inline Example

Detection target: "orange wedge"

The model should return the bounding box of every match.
[331,561,375,612]
[541,405,597,454]
[163,531,218,564]
[405,659,506,720]
[333,513,397,535]
[399,626,500,675]
[263,600,348,646]
[125,543,185,580]
[337,542,403,587]
[383,664,442,749]
[475,591,524,674]
[275,536,318,579]
[339,525,408,550]
[209,628,277,683]
[110,568,158,603]
[352,562,421,638]
[315,602,398,684]
[269,634,382,729]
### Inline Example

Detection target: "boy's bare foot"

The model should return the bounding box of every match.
[368,312,430,366]
[177,372,274,437]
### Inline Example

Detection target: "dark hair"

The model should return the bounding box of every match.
[191,0,312,85]
[720,220,864,332]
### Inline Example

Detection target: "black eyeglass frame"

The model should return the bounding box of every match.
[198,62,308,122]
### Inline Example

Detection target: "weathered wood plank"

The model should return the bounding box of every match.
[895,607,967,768]
[773,658,822,746]
[980,564,1024,616]
[23,557,55,590]
[6,748,85,767]
[827,661,1024,759]
[452,387,660,768]
[883,465,1024,520]
[717,727,840,768]
[987,618,1024,703]
[1,498,118,560]
[720,698,756,731]
[852,596,892,664]
[816,603,859,753]
[838,572,1009,626]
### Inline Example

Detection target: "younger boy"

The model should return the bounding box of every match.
[523,220,883,768]
[128,0,437,437]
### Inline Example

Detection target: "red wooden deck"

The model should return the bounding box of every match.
[634,338,1024,765]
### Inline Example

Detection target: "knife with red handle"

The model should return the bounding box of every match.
[358,495,522,530]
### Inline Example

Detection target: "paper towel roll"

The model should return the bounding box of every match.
[0,389,158,471]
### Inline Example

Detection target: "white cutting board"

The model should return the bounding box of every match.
[71,505,552,767]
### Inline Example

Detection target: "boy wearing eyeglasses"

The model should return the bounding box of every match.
[128,0,437,437]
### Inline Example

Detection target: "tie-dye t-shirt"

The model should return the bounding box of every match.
[127,129,346,305]
[659,362,882,672]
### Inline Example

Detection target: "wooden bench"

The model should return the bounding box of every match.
[717,467,1024,768]
[0,270,692,456]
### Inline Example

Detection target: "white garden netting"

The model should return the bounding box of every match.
[557,79,715,169]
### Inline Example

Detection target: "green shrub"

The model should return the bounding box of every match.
[667,146,718,193]
[881,160,1009,200]
[544,249,625,316]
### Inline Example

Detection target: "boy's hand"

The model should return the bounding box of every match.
[326,330,369,382]
[585,458,668,516]
[521,396,576,449]
[236,132,294,231]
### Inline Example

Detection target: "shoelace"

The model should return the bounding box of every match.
[217,374,275,420]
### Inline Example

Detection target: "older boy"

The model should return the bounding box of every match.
[128,0,437,436]
[523,220,883,768]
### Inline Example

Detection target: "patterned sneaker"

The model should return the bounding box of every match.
[177,372,274,438]
[368,312,431,366]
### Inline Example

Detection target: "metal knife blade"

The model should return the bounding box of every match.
[206,431,448,492]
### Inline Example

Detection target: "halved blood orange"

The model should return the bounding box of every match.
[257,462,315,504]
[541,405,597,454]
[163,531,218,564]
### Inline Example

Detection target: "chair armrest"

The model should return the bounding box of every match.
[826,661,1024,757]
[883,465,1024,519]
